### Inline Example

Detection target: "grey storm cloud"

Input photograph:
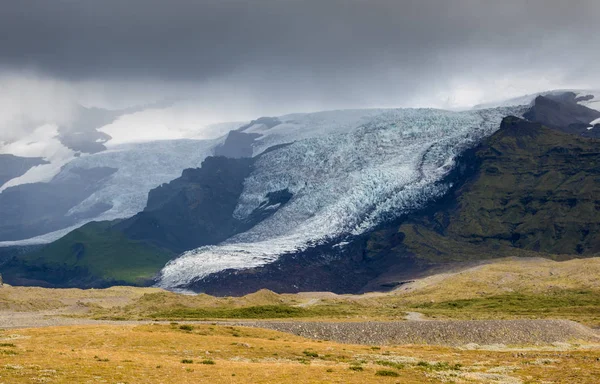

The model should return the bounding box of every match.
[1,0,599,112]
[1,1,598,79]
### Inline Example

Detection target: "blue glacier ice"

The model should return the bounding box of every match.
[158,106,524,288]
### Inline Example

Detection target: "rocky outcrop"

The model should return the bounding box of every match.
[118,156,254,252]
[213,116,282,158]
[214,131,261,158]
[523,93,600,137]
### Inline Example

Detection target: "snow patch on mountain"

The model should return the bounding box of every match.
[158,106,522,289]
[0,124,75,191]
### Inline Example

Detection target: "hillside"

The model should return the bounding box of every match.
[391,117,600,262]
[2,221,174,287]
[3,257,600,326]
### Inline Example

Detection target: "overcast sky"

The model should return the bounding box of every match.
[1,0,599,141]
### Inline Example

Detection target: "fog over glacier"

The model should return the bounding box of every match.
[158,105,522,288]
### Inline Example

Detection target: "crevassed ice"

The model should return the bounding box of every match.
[158,106,521,289]
[65,138,219,222]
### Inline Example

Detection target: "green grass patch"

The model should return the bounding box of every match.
[375,370,400,377]
[150,304,346,319]
[413,290,600,318]
[375,360,404,370]
[16,221,174,285]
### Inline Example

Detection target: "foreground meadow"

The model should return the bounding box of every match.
[1,323,599,383]
[2,257,600,382]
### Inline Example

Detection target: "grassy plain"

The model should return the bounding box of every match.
[1,323,599,383]
[2,257,600,382]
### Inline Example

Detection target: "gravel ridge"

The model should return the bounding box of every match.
[241,319,600,346]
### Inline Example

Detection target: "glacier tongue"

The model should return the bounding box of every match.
[158,106,522,289]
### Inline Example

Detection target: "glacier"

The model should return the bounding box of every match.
[158,106,524,289]
[63,139,219,222]
[0,138,220,246]
[4,89,597,247]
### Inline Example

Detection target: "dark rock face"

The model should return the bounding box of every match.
[0,154,48,187]
[120,156,294,253]
[212,116,283,158]
[523,93,600,138]
[0,166,117,241]
[118,156,255,252]
[236,117,282,132]
[244,188,293,225]
[214,131,261,158]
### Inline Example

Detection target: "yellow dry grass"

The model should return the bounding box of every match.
[2,257,600,382]
[1,324,599,383]
[391,256,600,302]
[0,285,162,312]
[3,257,600,325]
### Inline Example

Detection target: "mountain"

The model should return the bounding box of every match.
[396,116,600,257]
[0,109,388,246]
[0,101,233,245]
[2,90,600,293]
[179,114,600,295]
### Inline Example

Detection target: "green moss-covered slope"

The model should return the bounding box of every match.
[382,116,600,263]
[3,221,174,287]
